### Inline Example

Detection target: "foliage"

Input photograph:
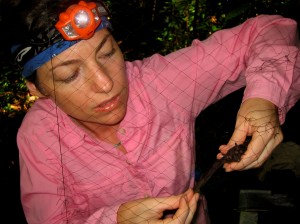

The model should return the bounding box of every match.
[0,65,35,119]
[156,0,221,54]
[155,0,300,54]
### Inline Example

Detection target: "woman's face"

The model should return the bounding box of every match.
[35,28,128,126]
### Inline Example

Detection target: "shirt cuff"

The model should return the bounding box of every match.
[243,82,287,124]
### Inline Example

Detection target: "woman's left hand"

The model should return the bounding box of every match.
[218,98,283,171]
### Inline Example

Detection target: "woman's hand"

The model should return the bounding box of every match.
[117,188,199,224]
[218,98,283,171]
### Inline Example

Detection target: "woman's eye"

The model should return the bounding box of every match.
[62,71,79,83]
[104,48,116,57]
[98,48,116,61]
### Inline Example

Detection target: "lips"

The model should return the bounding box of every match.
[95,95,120,112]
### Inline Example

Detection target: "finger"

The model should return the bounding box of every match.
[183,188,194,202]
[243,131,283,170]
[242,122,282,168]
[219,122,249,155]
[223,136,264,171]
[217,122,250,170]
[156,189,194,210]
[163,195,190,224]
[185,193,199,223]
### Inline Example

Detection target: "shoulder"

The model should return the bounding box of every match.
[18,98,66,135]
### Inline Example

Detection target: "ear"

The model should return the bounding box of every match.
[26,81,46,98]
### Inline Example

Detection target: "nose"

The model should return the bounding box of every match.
[87,61,114,94]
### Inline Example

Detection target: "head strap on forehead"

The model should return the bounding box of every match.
[12,0,111,78]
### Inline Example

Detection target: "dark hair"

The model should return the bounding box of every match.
[25,71,37,84]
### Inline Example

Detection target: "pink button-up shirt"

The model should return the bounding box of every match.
[18,15,300,223]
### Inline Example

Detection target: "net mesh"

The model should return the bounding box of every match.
[15,6,300,224]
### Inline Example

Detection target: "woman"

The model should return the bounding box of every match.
[2,0,300,223]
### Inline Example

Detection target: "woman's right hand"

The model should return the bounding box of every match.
[117,188,199,224]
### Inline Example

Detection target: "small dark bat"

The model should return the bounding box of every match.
[194,142,248,193]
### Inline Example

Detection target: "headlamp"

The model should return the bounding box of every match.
[55,1,108,40]
[12,0,112,77]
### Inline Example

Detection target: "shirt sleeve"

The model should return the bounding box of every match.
[140,15,300,122]
[18,130,120,224]
[197,14,300,123]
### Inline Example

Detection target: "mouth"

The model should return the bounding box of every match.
[94,95,120,112]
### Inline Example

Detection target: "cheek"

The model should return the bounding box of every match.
[50,86,91,111]
[54,94,92,118]
[111,62,127,86]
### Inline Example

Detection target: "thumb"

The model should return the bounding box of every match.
[153,194,184,211]
[154,189,195,211]
[162,195,190,224]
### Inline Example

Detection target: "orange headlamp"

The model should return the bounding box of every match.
[55,1,105,41]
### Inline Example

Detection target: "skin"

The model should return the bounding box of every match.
[219,98,283,171]
[26,28,283,223]
[117,188,199,224]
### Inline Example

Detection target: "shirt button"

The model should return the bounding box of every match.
[126,159,131,165]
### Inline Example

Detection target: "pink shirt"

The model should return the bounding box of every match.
[18,15,300,224]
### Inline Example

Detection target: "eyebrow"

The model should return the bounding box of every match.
[51,33,112,71]
[95,33,112,54]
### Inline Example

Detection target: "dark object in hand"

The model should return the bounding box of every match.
[194,143,248,193]
[221,143,248,163]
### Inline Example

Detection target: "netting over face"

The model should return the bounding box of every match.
[16,12,300,224]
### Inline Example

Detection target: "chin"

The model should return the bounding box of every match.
[91,104,126,125]
[105,108,127,125]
